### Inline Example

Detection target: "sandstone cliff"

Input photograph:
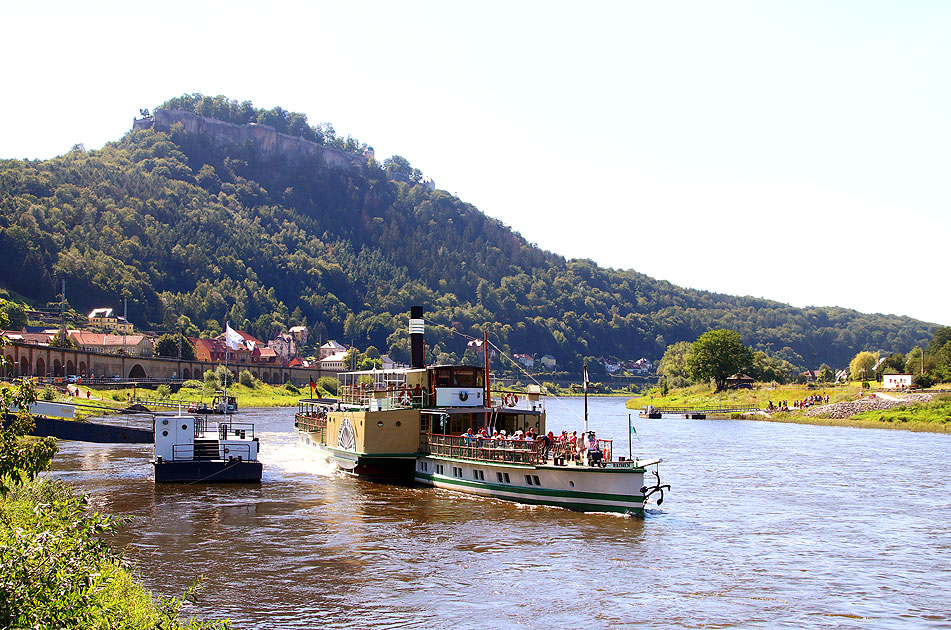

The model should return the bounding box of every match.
[133,109,366,171]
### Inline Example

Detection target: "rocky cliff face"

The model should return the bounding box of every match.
[133,109,366,170]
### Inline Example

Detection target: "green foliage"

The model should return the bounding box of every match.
[156,384,171,399]
[0,479,230,629]
[0,93,936,371]
[238,369,255,387]
[283,381,299,394]
[316,376,337,396]
[687,329,754,392]
[0,379,58,496]
[656,341,692,387]
[849,351,878,381]
[154,333,196,360]
[182,379,203,389]
[0,300,27,329]
[49,330,76,349]
[40,385,56,401]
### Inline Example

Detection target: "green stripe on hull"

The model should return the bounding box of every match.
[426,455,646,472]
[414,472,644,513]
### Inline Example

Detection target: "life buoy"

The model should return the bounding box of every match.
[511,394,518,405]
[501,393,510,406]
[399,384,411,406]
[459,391,469,401]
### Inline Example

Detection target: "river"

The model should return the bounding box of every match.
[47,397,951,629]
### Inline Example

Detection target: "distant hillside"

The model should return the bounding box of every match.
[0,94,935,370]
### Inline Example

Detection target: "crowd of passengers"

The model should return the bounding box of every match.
[457,427,604,462]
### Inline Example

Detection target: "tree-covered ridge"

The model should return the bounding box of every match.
[0,95,936,370]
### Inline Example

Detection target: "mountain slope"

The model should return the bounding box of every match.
[0,96,935,369]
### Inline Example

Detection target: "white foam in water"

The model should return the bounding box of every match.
[258,432,338,478]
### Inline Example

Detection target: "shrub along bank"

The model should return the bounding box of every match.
[0,378,229,628]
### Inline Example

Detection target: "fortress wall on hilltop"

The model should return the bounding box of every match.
[133,109,365,171]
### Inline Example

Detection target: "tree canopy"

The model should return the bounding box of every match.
[687,329,754,391]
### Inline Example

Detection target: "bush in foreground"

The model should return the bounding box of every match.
[0,479,230,629]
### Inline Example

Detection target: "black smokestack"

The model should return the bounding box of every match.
[410,306,425,368]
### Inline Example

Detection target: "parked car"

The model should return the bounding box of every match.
[66,375,78,384]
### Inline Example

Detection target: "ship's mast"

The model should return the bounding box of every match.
[483,329,491,408]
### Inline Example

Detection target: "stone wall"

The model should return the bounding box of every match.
[133,109,366,171]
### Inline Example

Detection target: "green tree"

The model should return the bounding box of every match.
[154,333,197,360]
[0,300,27,329]
[657,341,693,388]
[686,329,753,391]
[905,346,925,376]
[849,351,878,381]
[928,326,951,355]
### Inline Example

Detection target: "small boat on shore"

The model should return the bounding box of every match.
[187,392,238,415]
[294,307,667,515]
[152,414,262,482]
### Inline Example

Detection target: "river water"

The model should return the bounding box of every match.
[47,397,951,629]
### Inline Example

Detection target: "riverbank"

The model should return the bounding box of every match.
[0,477,230,628]
[627,383,951,433]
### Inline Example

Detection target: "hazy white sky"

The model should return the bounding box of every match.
[2,1,947,325]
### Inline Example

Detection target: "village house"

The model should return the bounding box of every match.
[513,353,535,368]
[540,354,557,369]
[631,358,652,375]
[319,350,350,372]
[267,332,297,362]
[87,308,134,334]
[883,373,914,389]
[604,360,621,374]
[320,340,347,360]
[70,331,152,356]
[381,354,406,370]
[288,325,309,345]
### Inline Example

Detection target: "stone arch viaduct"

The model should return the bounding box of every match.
[2,342,328,386]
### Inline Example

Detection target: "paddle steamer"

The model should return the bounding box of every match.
[295,307,667,514]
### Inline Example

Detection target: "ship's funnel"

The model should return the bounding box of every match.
[410,306,425,368]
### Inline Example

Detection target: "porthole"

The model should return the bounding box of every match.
[181,424,187,430]
[377,421,384,427]
[569,481,575,488]
[162,430,168,437]
[395,421,402,427]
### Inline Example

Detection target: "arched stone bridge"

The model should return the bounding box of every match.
[2,341,328,386]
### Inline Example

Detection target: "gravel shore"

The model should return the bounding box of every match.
[800,393,935,419]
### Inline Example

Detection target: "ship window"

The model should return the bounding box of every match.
[497,472,504,483]
[525,475,534,485]
[420,462,428,472]
[533,475,541,486]
[473,470,484,481]
[504,473,510,483]
[436,464,444,475]
[453,466,463,478]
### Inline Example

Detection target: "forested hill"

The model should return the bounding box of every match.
[0,95,934,370]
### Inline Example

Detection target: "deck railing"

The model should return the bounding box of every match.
[424,434,615,466]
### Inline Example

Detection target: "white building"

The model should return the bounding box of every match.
[319,350,350,371]
[540,354,556,369]
[319,340,347,360]
[883,374,913,389]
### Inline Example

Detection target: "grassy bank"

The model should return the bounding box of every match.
[625,382,861,410]
[0,478,229,629]
[628,383,951,433]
